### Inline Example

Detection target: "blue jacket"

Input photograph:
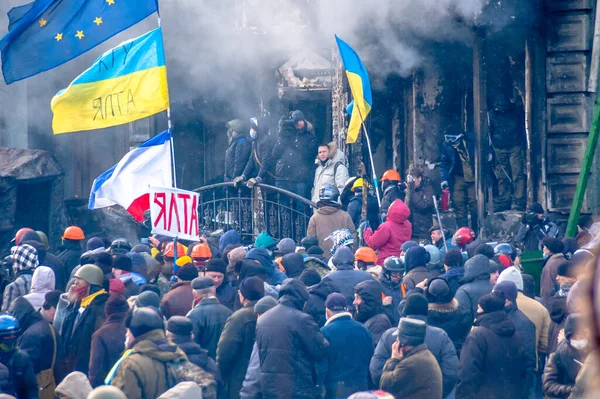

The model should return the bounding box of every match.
[321,269,373,313]
[440,267,465,296]
[246,248,287,286]
[240,343,260,399]
[318,313,374,399]
[439,132,475,186]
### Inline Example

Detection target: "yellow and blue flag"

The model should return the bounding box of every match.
[335,35,373,144]
[51,27,169,135]
[0,0,158,84]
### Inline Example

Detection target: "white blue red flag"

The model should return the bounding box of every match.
[89,130,172,221]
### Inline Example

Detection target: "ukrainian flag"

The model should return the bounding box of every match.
[51,27,169,135]
[335,35,372,144]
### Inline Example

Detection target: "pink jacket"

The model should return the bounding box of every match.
[364,200,412,265]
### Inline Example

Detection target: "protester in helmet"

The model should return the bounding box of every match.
[57,226,85,277]
[347,178,380,229]
[270,110,318,200]
[325,229,355,261]
[109,239,132,258]
[363,200,412,265]
[311,142,349,204]
[224,119,252,183]
[380,257,404,324]
[20,230,67,292]
[453,227,476,252]
[189,243,212,273]
[235,116,276,188]
[407,165,435,240]
[11,228,34,246]
[0,315,38,399]
[424,244,443,277]
[380,170,406,217]
[354,247,377,271]
[55,264,109,380]
[307,185,356,259]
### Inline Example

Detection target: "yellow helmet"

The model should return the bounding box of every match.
[352,178,368,192]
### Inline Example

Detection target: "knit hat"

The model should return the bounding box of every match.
[306,246,324,256]
[254,232,277,250]
[86,237,106,251]
[228,247,248,270]
[135,291,160,308]
[113,255,132,272]
[254,296,278,315]
[443,249,464,268]
[405,246,429,271]
[325,293,347,311]
[394,317,426,347]
[191,276,215,290]
[282,253,305,278]
[528,202,544,214]
[206,259,227,275]
[277,238,296,255]
[401,241,418,252]
[564,314,582,340]
[127,252,147,277]
[496,266,524,291]
[402,293,429,317]
[478,291,506,313]
[542,237,565,254]
[109,279,126,295]
[426,278,452,304]
[167,316,193,336]
[299,268,321,287]
[177,264,198,281]
[475,244,495,259]
[125,307,164,337]
[105,294,129,315]
[12,244,38,271]
[239,276,265,301]
[131,244,152,254]
[55,371,93,399]
[301,236,319,249]
[493,280,517,302]
[557,260,573,277]
[43,290,62,309]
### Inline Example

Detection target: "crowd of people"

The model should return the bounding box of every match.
[0,194,596,399]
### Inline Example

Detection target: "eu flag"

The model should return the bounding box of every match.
[0,0,159,84]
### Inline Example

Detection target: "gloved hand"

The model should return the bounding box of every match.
[441,181,449,190]
[246,176,262,188]
[358,220,370,231]
[233,175,245,186]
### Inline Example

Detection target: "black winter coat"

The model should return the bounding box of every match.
[379,273,402,325]
[455,276,492,323]
[381,185,405,216]
[242,130,276,184]
[304,278,340,328]
[457,310,527,399]
[171,335,220,382]
[88,312,127,387]
[12,297,56,375]
[0,350,38,399]
[548,295,569,354]
[225,135,252,182]
[408,178,435,240]
[440,267,465,297]
[217,300,259,399]
[347,193,380,230]
[542,340,586,398]
[216,280,237,311]
[370,322,458,397]
[354,280,392,348]
[270,121,318,183]
[427,299,473,356]
[255,279,329,399]
[321,267,373,314]
[505,302,537,373]
[489,105,524,149]
[56,241,83,278]
[56,291,108,380]
[187,297,232,360]
[43,253,67,292]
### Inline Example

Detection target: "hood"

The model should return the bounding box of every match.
[354,280,384,321]
[548,296,568,323]
[21,240,46,264]
[158,382,202,399]
[462,254,491,282]
[254,232,277,249]
[30,266,55,294]
[55,371,93,399]
[246,248,277,275]
[317,206,342,216]
[127,252,148,279]
[11,296,43,332]
[474,310,515,336]
[219,230,241,253]
[386,199,410,224]
[309,278,339,300]
[332,247,355,270]
[282,253,305,278]
[132,329,186,362]
[278,278,309,310]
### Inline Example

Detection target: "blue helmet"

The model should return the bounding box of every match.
[0,315,19,337]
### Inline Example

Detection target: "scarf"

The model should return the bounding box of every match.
[557,283,572,297]
[81,289,107,308]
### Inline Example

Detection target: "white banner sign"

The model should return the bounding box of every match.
[150,186,200,241]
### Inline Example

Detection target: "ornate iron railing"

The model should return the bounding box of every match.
[192,182,317,244]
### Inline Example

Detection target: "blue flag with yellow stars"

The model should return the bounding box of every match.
[0,0,159,84]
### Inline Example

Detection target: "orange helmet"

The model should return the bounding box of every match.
[13,228,34,245]
[191,243,212,259]
[453,227,476,247]
[163,242,186,258]
[355,246,377,263]
[62,226,85,240]
[381,170,401,182]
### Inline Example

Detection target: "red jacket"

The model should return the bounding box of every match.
[364,200,412,265]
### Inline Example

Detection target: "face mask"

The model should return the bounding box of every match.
[250,129,257,139]
[543,253,549,260]
[124,335,130,348]
[74,284,89,299]
[571,339,588,350]
[400,255,405,264]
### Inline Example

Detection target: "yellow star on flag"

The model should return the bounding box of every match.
[106,0,115,5]
[75,30,85,40]
[94,17,103,26]
[39,18,47,27]
[55,33,63,41]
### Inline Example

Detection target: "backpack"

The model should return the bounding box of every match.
[167,357,217,399]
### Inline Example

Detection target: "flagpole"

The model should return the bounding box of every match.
[353,103,381,208]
